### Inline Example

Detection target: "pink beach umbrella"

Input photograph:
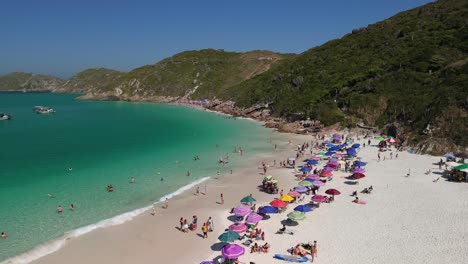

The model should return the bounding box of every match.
[246,213,263,223]
[353,168,366,174]
[312,156,321,160]
[311,195,327,203]
[352,173,366,179]
[312,180,325,187]
[323,166,334,172]
[306,175,320,180]
[328,160,339,165]
[288,191,301,197]
[233,205,251,217]
[228,223,247,233]
[332,153,343,158]
[325,189,341,196]
[222,244,245,259]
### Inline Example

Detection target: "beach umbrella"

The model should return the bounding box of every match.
[446,161,462,167]
[377,137,385,141]
[352,143,360,148]
[338,160,346,164]
[298,180,313,187]
[280,194,295,202]
[311,195,327,203]
[321,171,333,177]
[233,205,251,217]
[258,206,278,214]
[303,178,315,183]
[313,180,325,187]
[347,148,357,157]
[354,161,367,167]
[264,175,273,180]
[328,159,339,165]
[454,164,468,171]
[386,138,396,143]
[326,163,338,168]
[288,191,301,197]
[222,244,245,259]
[317,152,326,157]
[270,199,288,208]
[323,166,334,172]
[299,167,312,172]
[325,151,335,156]
[294,205,313,213]
[293,186,308,193]
[306,174,320,180]
[312,156,321,160]
[287,211,306,221]
[332,153,343,158]
[218,231,241,242]
[246,213,263,223]
[352,172,365,179]
[325,189,341,196]
[200,261,216,264]
[240,196,256,204]
[307,160,319,165]
[228,223,247,233]
[353,168,366,174]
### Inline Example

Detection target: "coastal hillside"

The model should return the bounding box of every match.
[58,68,124,93]
[0,72,64,91]
[226,0,467,148]
[80,49,291,101]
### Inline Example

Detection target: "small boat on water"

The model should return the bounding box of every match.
[0,113,11,120]
[33,106,56,114]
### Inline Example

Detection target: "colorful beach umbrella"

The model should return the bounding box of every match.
[218,230,241,242]
[240,196,256,204]
[293,186,308,193]
[287,211,306,221]
[323,166,334,172]
[270,199,288,208]
[299,167,312,172]
[294,205,313,213]
[325,151,335,156]
[312,180,325,187]
[377,137,385,141]
[288,191,301,197]
[312,156,321,160]
[228,223,247,233]
[307,160,319,165]
[298,180,313,187]
[454,164,468,171]
[246,213,263,223]
[258,206,278,214]
[311,195,327,203]
[321,171,333,177]
[264,175,273,180]
[303,178,315,183]
[280,194,295,202]
[352,172,365,179]
[354,161,366,167]
[222,244,245,259]
[306,174,320,180]
[200,261,216,264]
[325,189,341,196]
[353,168,366,174]
[233,205,251,217]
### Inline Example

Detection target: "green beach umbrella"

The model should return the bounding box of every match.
[377,137,385,141]
[240,196,257,204]
[287,211,306,221]
[298,180,313,187]
[454,164,468,171]
[218,230,241,242]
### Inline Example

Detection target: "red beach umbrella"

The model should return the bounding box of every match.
[228,223,247,233]
[311,195,327,203]
[352,173,365,179]
[270,199,288,208]
[325,189,341,196]
[321,171,333,177]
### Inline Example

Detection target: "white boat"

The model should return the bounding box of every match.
[0,113,11,120]
[34,106,56,114]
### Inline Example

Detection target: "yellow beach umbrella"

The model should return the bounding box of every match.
[280,194,295,202]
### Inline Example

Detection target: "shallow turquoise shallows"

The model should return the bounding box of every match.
[0,93,280,262]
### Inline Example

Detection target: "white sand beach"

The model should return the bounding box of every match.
[29,131,468,264]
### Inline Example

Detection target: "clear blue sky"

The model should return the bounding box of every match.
[0,0,433,79]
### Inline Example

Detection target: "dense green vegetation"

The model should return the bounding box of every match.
[96,49,291,98]
[62,68,124,92]
[226,0,467,146]
[0,72,63,91]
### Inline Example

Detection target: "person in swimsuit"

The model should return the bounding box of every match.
[202,223,208,239]
[57,205,63,213]
[1,231,6,238]
[70,204,75,210]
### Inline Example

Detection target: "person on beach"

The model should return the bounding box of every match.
[220,193,224,204]
[378,153,381,161]
[353,197,360,203]
[187,170,190,176]
[165,198,169,209]
[130,177,135,183]
[179,217,184,230]
[57,205,63,213]
[196,186,200,195]
[183,219,189,233]
[202,223,208,239]
[1,232,6,238]
[70,204,75,210]
[151,205,156,216]
[204,185,207,194]
[207,217,214,232]
[311,241,318,262]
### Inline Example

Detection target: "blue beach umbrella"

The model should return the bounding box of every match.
[354,161,367,167]
[443,153,455,159]
[258,206,279,214]
[325,151,335,156]
[352,143,360,148]
[347,148,357,157]
[294,205,313,213]
[307,160,318,166]
[299,167,312,172]
[303,178,315,183]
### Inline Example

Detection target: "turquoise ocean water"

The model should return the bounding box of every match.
[0,93,280,262]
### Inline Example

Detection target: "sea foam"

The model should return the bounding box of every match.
[1,176,210,264]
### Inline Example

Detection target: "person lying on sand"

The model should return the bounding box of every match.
[361,188,369,194]
[351,191,357,196]
[353,197,360,203]
[261,242,270,253]
[251,243,259,253]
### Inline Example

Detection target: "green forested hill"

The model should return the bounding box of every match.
[226,0,467,146]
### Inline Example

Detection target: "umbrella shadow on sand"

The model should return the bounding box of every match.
[344,180,359,185]
[227,215,243,223]
[281,219,299,226]
[211,242,227,251]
